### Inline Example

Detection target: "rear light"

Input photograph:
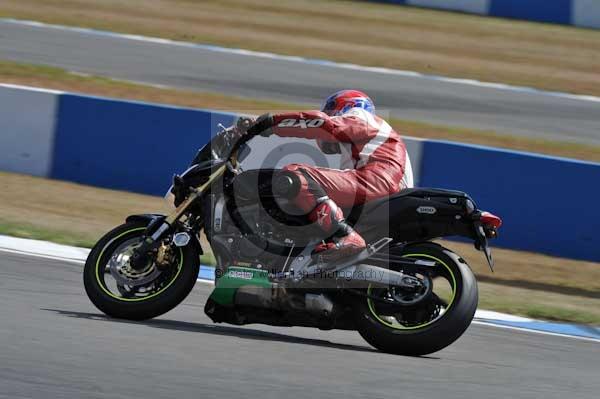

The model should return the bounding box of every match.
[481,211,502,229]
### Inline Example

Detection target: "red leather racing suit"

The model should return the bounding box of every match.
[269,107,411,214]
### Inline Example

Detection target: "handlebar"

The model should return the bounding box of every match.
[192,118,255,166]
[218,117,256,159]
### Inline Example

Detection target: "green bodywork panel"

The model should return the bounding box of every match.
[209,266,272,305]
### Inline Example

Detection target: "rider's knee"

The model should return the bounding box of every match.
[273,170,303,199]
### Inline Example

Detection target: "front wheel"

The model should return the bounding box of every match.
[83,221,200,320]
[355,243,478,356]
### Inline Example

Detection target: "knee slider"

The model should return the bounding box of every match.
[273,171,301,199]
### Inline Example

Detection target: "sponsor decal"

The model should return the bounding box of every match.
[228,270,254,280]
[316,207,329,226]
[278,118,325,128]
[417,206,437,215]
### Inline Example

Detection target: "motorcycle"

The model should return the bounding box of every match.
[83,119,502,356]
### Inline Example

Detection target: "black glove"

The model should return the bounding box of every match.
[236,116,255,132]
[246,113,274,137]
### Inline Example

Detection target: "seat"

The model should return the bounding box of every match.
[347,187,468,213]
[345,187,471,226]
[371,188,469,207]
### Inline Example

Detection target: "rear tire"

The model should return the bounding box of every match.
[355,242,478,356]
[83,221,200,320]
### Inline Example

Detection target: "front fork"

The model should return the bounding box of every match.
[128,215,178,270]
[129,164,227,270]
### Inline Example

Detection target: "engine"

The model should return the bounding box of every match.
[207,193,311,274]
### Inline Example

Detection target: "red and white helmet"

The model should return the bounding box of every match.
[318,90,375,154]
[320,89,375,116]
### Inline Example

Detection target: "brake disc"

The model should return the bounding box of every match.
[108,238,162,287]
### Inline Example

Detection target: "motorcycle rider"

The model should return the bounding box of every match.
[245,89,413,261]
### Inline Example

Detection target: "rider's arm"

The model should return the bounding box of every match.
[249,111,372,143]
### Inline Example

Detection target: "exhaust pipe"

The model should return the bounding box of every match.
[234,286,335,316]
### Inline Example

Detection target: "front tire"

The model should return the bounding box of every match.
[355,243,478,356]
[83,221,200,320]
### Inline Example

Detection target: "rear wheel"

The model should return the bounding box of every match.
[83,221,200,320]
[355,242,478,356]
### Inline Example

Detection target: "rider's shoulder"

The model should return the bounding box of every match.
[335,107,380,125]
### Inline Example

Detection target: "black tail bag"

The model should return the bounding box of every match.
[350,188,478,243]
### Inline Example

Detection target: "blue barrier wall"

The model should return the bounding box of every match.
[420,140,600,261]
[369,0,600,29]
[51,94,235,196]
[489,0,572,24]
[1,84,599,262]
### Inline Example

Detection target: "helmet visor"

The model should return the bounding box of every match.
[321,98,337,116]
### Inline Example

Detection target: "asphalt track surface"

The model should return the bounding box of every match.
[1,20,600,146]
[1,251,599,399]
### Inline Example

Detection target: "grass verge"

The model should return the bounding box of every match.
[0,171,598,325]
[0,219,97,248]
[2,59,600,163]
[477,282,600,325]
[1,0,600,96]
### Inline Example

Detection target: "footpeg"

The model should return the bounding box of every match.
[368,237,393,254]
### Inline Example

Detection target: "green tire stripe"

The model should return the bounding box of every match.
[94,227,184,302]
[367,253,457,330]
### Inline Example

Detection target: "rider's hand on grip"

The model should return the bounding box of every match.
[246,113,274,137]
[236,116,255,133]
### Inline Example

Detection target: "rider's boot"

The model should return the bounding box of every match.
[309,196,366,262]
